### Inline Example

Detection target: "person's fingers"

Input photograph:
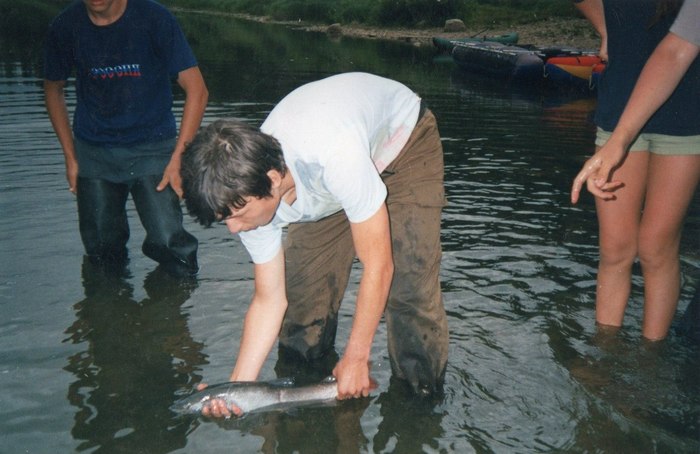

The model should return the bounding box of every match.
[203,400,232,419]
[571,170,591,204]
[571,157,601,204]
[571,179,584,204]
[585,178,621,201]
[156,176,167,192]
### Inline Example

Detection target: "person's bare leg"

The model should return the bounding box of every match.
[639,154,700,340]
[594,149,649,328]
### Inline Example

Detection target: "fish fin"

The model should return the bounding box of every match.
[321,375,337,384]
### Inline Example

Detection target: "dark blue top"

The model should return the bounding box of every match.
[44,0,197,146]
[596,0,700,136]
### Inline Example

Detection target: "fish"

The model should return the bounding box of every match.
[171,375,339,416]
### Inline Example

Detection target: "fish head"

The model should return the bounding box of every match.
[170,382,236,416]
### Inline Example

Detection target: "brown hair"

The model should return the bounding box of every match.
[181,119,286,227]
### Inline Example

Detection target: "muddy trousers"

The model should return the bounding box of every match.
[281,109,449,394]
[76,175,198,277]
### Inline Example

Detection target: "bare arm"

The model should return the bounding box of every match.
[231,249,288,382]
[44,79,78,193]
[157,65,208,197]
[605,33,699,148]
[202,248,288,418]
[571,32,699,203]
[333,203,393,399]
[573,0,608,60]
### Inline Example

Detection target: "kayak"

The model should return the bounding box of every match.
[451,41,543,81]
[544,55,605,92]
[432,32,519,53]
[517,44,596,61]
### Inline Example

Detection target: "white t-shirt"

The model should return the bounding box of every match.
[670,0,700,46]
[239,72,421,264]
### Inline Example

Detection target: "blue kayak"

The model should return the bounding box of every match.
[432,32,520,53]
[451,41,543,81]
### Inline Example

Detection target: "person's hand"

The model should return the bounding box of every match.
[157,155,183,197]
[332,357,377,400]
[196,383,243,419]
[571,143,625,204]
[66,158,78,194]
[598,34,608,62]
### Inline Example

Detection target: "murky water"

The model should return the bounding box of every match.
[1,11,698,453]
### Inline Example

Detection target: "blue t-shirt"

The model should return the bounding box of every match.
[44,0,198,146]
[596,0,700,136]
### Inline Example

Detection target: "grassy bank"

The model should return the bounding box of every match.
[0,0,595,65]
[1,0,584,43]
[159,0,581,27]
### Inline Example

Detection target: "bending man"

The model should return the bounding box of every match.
[182,72,449,416]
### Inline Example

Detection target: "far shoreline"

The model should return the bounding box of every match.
[172,8,602,51]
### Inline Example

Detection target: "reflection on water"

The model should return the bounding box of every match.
[0,8,698,454]
[64,260,206,452]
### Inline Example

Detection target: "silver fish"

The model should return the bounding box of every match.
[171,376,338,416]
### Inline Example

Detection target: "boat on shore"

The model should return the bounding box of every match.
[543,55,605,93]
[432,32,519,53]
[450,41,605,93]
[451,41,543,81]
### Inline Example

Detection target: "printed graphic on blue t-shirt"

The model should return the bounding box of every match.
[89,64,142,80]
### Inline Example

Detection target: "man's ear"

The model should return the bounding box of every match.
[267,169,283,189]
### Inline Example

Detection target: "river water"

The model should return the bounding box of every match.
[1,10,698,454]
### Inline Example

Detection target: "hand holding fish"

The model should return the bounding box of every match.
[196,383,243,419]
[333,357,377,399]
[171,376,340,418]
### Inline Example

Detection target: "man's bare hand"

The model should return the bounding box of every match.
[195,383,243,419]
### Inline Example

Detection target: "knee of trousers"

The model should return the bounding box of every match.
[385,296,449,392]
[79,219,129,256]
[140,229,198,277]
[76,179,130,260]
[279,311,340,362]
[131,176,198,269]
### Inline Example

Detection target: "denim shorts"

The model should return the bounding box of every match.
[596,127,700,155]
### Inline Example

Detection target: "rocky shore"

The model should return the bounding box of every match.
[303,18,601,51]
[175,9,602,52]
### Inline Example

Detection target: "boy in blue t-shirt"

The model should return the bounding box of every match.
[44,0,208,276]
